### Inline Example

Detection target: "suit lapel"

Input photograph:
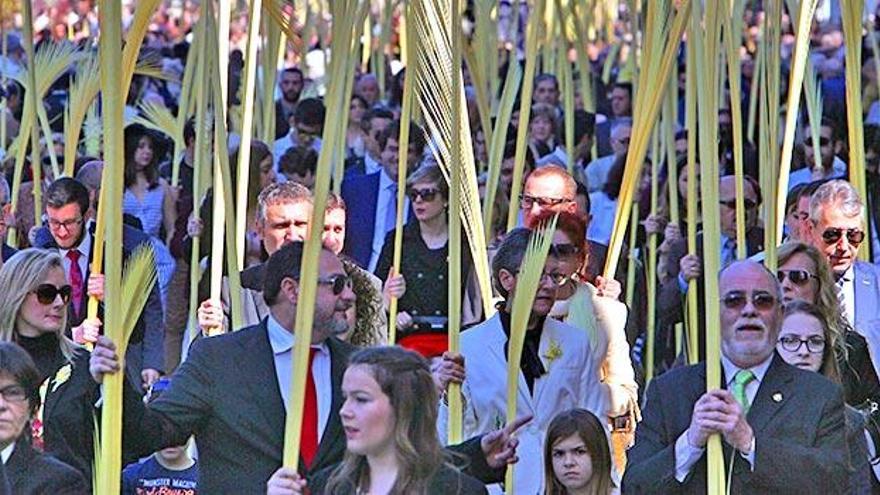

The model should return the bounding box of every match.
[746,354,793,435]
[854,262,879,326]
[241,322,286,439]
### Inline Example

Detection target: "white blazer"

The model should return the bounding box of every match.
[439,314,607,494]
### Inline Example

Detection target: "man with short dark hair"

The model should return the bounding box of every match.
[624,260,848,493]
[789,117,847,190]
[34,178,165,389]
[274,67,305,139]
[273,97,325,174]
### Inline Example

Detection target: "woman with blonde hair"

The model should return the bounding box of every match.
[0,248,104,485]
[266,346,487,494]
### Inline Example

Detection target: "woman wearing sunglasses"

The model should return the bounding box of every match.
[266,346,487,494]
[0,249,108,485]
[775,300,875,493]
[374,165,476,358]
[776,242,880,407]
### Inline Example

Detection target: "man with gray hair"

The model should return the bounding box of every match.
[805,179,880,336]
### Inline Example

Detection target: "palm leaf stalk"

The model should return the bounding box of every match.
[645,124,662,384]
[746,39,763,145]
[20,0,43,231]
[235,0,264,270]
[259,10,282,144]
[691,0,726,490]
[868,22,880,107]
[570,1,595,113]
[774,0,818,243]
[504,216,557,492]
[662,68,684,356]
[63,55,100,176]
[602,0,691,280]
[283,0,365,467]
[94,0,127,490]
[555,4,576,175]
[760,0,782,270]
[505,0,547,232]
[481,60,522,244]
[332,11,366,196]
[803,59,824,172]
[0,27,6,150]
[840,0,869,261]
[723,0,748,259]
[171,18,202,187]
[684,10,700,365]
[387,0,418,346]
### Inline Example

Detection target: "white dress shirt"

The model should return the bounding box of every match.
[0,442,13,464]
[266,314,331,441]
[837,265,856,328]
[368,168,409,273]
[673,353,773,481]
[59,227,93,280]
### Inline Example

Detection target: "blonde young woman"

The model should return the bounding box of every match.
[0,249,107,485]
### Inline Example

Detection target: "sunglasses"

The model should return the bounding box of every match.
[408,188,439,202]
[776,269,817,286]
[316,274,352,295]
[821,227,865,246]
[720,291,777,311]
[519,194,572,209]
[32,284,72,305]
[804,137,830,148]
[719,199,757,210]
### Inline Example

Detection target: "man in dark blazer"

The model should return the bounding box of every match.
[35,178,165,389]
[623,260,848,494]
[341,120,424,271]
[91,242,517,492]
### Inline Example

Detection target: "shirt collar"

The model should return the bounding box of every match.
[1,441,14,464]
[837,264,855,284]
[721,352,774,388]
[266,314,327,356]
[378,166,396,189]
[59,224,93,258]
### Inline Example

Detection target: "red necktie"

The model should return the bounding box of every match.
[66,250,84,318]
[301,347,319,468]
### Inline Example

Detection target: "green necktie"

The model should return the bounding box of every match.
[732,369,756,413]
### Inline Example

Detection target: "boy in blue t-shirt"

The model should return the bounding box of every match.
[121,378,199,494]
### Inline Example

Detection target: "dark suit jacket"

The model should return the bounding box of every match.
[0,244,15,262]
[6,441,87,495]
[657,228,764,363]
[341,171,381,268]
[622,353,848,494]
[309,463,488,494]
[33,223,165,374]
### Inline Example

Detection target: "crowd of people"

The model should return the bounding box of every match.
[1,0,880,494]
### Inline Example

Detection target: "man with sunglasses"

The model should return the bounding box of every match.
[788,118,847,191]
[437,228,608,494]
[625,260,848,493]
[805,180,880,347]
[92,242,521,492]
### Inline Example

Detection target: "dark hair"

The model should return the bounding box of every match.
[229,140,273,215]
[293,97,326,129]
[781,299,840,383]
[45,178,90,216]
[377,120,426,157]
[613,81,633,97]
[124,124,163,188]
[326,346,444,494]
[492,228,535,299]
[282,66,304,78]
[361,107,395,133]
[573,110,595,145]
[786,182,807,215]
[263,241,305,305]
[0,342,41,416]
[183,117,196,146]
[576,180,591,214]
[534,73,559,90]
[602,152,629,199]
[279,145,319,180]
[543,409,613,495]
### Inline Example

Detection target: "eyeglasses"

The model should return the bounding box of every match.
[821,227,865,246]
[32,284,72,305]
[47,217,83,232]
[776,269,818,286]
[778,334,826,354]
[408,188,439,202]
[804,137,830,148]
[508,269,570,287]
[720,291,777,311]
[0,385,27,403]
[519,194,572,209]
[549,243,581,257]
[295,126,321,139]
[316,274,352,295]
[719,199,757,210]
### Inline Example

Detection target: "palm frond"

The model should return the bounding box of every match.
[121,0,162,96]
[130,101,181,150]
[83,103,102,157]
[64,55,100,176]
[263,0,305,54]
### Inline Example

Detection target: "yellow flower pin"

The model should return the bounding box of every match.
[542,339,563,368]
[51,364,72,393]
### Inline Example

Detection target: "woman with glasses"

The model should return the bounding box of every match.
[0,341,86,493]
[0,249,112,486]
[775,300,875,493]
[777,242,880,407]
[532,210,638,429]
[375,165,476,358]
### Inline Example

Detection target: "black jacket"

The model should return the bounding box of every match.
[6,441,87,495]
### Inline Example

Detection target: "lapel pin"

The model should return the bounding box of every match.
[772,392,783,403]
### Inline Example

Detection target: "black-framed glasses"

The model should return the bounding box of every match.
[32,284,72,305]
[47,217,83,232]
[778,334,826,354]
[316,274,352,295]
[408,188,439,202]
[776,269,818,286]
[821,227,865,246]
[720,291,777,311]
[719,199,757,210]
[0,385,27,403]
[519,194,572,209]
[295,126,321,139]
[804,137,831,148]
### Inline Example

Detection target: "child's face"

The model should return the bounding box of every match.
[157,445,188,462]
